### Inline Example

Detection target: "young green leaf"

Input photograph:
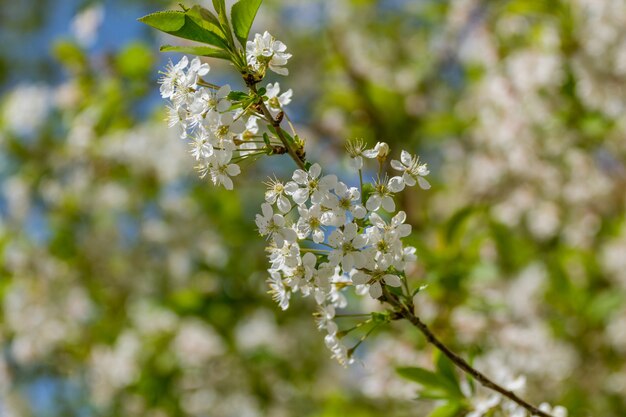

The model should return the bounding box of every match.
[435,351,462,396]
[211,0,235,46]
[186,5,224,37]
[138,10,228,49]
[159,45,230,60]
[428,402,462,417]
[397,367,463,399]
[227,91,250,101]
[231,0,263,47]
[212,0,227,16]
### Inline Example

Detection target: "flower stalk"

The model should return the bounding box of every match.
[382,290,555,417]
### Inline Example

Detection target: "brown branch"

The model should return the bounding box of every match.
[244,80,306,170]
[387,295,553,417]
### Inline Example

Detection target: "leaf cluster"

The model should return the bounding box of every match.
[138,0,263,72]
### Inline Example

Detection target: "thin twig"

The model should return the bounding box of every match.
[244,81,306,170]
[388,296,553,417]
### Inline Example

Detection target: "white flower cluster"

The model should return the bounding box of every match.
[159,53,292,189]
[256,143,430,364]
[246,31,292,76]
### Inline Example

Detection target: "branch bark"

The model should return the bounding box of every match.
[388,297,554,417]
[245,81,306,170]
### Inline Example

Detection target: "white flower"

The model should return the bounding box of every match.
[207,150,240,190]
[367,211,412,267]
[188,57,210,81]
[246,31,292,76]
[325,277,349,308]
[352,268,402,299]
[345,139,382,170]
[370,211,411,236]
[165,104,188,130]
[328,222,368,271]
[240,115,259,141]
[285,163,337,206]
[207,85,232,113]
[394,245,417,271]
[182,59,209,102]
[187,89,210,125]
[189,131,214,160]
[296,204,325,243]
[238,115,262,155]
[391,150,431,190]
[287,252,317,284]
[265,82,293,116]
[208,111,246,143]
[365,176,404,212]
[364,142,389,158]
[315,304,337,335]
[467,395,501,417]
[268,241,300,272]
[264,178,291,213]
[161,57,209,106]
[536,403,568,417]
[324,333,353,366]
[321,181,365,226]
[267,272,290,310]
[159,56,188,99]
[312,262,334,292]
[256,203,297,248]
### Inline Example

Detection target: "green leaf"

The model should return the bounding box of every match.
[211,0,235,46]
[414,389,452,400]
[138,10,185,32]
[428,402,462,417]
[117,42,155,78]
[212,0,227,16]
[396,367,462,398]
[187,5,221,27]
[186,5,224,37]
[444,206,477,244]
[435,352,461,396]
[231,0,263,46]
[227,91,250,101]
[52,39,87,72]
[160,44,230,60]
[138,10,228,49]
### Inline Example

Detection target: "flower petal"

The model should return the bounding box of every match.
[369,282,383,299]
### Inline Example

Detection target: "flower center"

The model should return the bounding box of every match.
[217,125,230,138]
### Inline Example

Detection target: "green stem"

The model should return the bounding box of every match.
[384,295,554,417]
[245,82,306,170]
[358,168,364,204]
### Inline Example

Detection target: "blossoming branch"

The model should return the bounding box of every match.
[139,1,568,416]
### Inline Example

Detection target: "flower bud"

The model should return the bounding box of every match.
[374,142,389,158]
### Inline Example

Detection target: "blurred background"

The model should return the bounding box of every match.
[1,0,625,416]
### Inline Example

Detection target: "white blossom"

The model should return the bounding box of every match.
[246,31,292,75]
[321,181,365,226]
[264,178,292,213]
[366,176,404,212]
[295,204,325,243]
[207,150,240,190]
[265,82,293,116]
[328,222,368,271]
[391,150,431,190]
[256,203,297,248]
[267,272,290,310]
[285,163,337,206]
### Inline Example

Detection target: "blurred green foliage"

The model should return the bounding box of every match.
[0,0,625,416]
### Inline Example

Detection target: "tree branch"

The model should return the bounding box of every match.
[244,80,306,170]
[388,296,554,417]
